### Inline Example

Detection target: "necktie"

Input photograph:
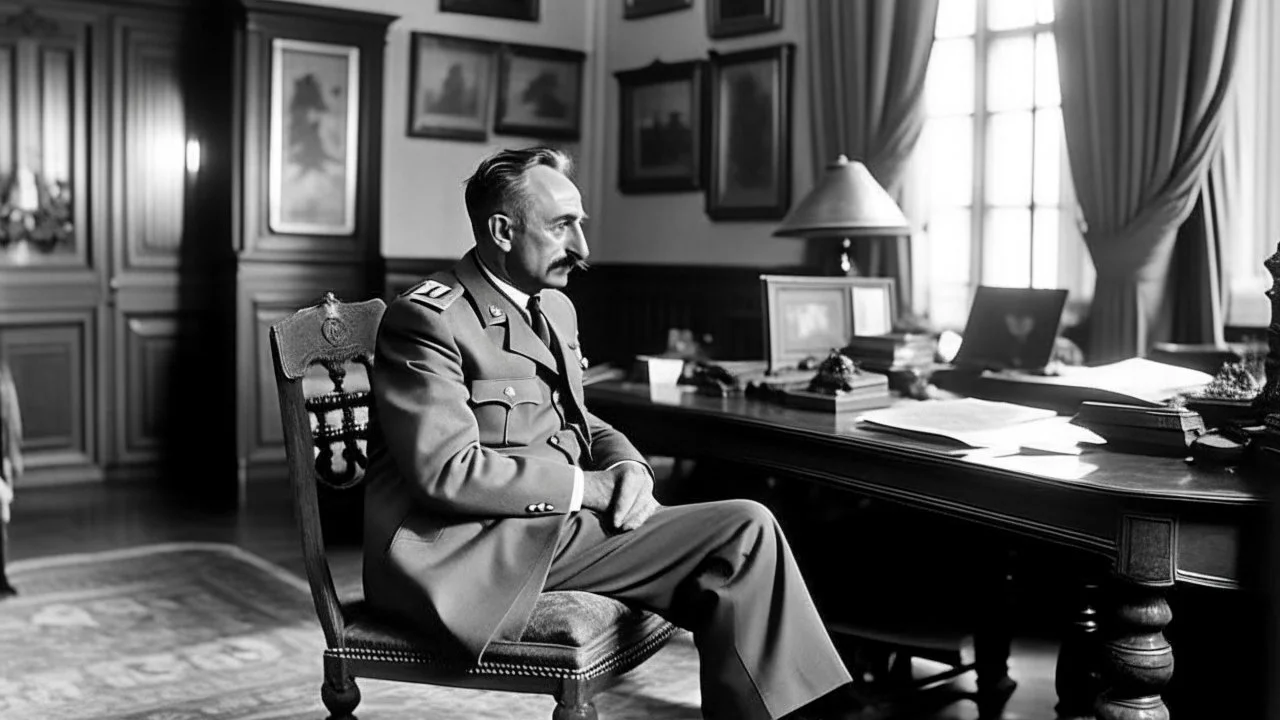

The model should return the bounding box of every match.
[527,294,553,350]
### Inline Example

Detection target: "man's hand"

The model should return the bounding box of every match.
[581,463,660,532]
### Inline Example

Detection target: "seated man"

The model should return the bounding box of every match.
[363,147,857,719]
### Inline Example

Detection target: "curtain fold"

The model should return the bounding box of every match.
[806,0,939,315]
[1055,0,1244,362]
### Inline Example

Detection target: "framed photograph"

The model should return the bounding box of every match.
[615,59,704,193]
[495,44,585,140]
[440,0,538,22]
[761,275,897,372]
[707,0,783,38]
[269,39,360,236]
[953,287,1068,371]
[706,44,794,220]
[408,33,499,141]
[625,0,693,19]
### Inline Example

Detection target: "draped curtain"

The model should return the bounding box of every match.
[806,0,939,315]
[1055,0,1244,362]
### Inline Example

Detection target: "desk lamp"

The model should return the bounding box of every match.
[773,155,910,276]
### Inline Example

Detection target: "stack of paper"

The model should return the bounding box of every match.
[858,397,1104,454]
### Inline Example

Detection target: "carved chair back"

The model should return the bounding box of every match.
[270,292,385,647]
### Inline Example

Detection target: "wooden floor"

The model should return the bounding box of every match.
[6,479,1064,720]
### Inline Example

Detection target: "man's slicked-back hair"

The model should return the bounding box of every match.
[464,146,574,242]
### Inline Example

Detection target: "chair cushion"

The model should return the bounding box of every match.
[339,591,677,679]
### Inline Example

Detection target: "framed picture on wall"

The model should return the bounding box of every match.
[706,44,794,220]
[440,0,539,22]
[495,44,585,140]
[408,33,498,141]
[761,275,898,372]
[268,39,360,236]
[624,0,693,19]
[707,0,783,38]
[615,59,704,193]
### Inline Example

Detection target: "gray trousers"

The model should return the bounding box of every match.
[545,499,852,720]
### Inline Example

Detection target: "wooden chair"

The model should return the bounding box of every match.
[269,293,678,720]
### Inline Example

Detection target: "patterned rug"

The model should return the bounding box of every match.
[0,544,702,720]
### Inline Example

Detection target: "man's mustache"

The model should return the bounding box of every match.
[554,254,591,272]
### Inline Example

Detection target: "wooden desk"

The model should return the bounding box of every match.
[585,382,1270,719]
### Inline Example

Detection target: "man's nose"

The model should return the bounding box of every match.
[567,224,589,260]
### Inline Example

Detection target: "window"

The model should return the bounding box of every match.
[917,0,1091,330]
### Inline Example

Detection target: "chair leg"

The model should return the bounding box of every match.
[321,655,361,719]
[552,680,599,720]
[0,522,16,598]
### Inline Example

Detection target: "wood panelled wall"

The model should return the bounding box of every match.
[386,259,813,367]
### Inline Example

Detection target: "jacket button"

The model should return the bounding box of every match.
[503,386,516,399]
[551,390,561,403]
[549,436,560,445]
[526,504,537,513]
[545,504,555,512]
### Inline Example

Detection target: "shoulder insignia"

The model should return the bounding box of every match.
[405,279,463,312]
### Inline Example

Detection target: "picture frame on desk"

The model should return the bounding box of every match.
[615,59,704,193]
[761,275,896,373]
[268,39,360,236]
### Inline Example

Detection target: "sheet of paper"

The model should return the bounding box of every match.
[982,357,1212,405]
[857,398,1102,454]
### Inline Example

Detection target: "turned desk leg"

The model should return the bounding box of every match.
[1055,580,1101,720]
[1096,581,1174,720]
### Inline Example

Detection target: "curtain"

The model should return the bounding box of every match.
[1055,0,1244,362]
[806,0,939,316]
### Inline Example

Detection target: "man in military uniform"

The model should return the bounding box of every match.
[363,147,856,719]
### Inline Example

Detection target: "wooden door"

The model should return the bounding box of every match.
[0,4,101,484]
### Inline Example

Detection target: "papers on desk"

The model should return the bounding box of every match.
[858,397,1105,455]
[982,357,1213,407]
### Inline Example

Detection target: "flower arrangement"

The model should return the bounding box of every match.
[0,168,74,253]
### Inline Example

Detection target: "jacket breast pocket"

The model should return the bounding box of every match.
[468,377,543,447]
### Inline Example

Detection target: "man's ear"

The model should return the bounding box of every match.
[488,214,515,252]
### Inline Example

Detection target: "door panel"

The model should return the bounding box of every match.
[0,312,94,473]
[119,314,177,463]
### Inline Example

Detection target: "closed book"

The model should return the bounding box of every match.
[1072,402,1205,433]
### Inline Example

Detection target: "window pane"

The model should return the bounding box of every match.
[924,116,974,208]
[1032,208,1060,288]
[986,111,1032,206]
[988,0,1038,30]
[925,208,973,329]
[1035,33,1060,107]
[1033,107,1062,205]
[927,38,975,115]
[986,36,1035,112]
[983,208,1031,287]
[1036,0,1055,24]
[936,0,976,38]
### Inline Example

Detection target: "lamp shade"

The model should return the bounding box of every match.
[773,155,909,238]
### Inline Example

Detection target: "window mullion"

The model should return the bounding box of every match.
[971,1,988,292]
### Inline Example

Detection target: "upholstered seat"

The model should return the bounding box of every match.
[269,293,676,720]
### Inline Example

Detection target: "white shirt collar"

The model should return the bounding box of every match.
[476,254,533,314]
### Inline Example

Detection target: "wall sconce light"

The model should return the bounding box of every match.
[185,138,202,176]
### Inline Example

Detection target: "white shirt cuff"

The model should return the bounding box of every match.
[569,466,584,512]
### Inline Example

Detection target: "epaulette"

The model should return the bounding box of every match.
[403,276,463,312]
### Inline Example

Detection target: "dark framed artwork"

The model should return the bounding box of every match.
[707,0,783,38]
[495,44,585,140]
[615,59,704,193]
[761,275,898,372]
[439,0,538,22]
[706,44,794,221]
[408,33,498,141]
[268,38,360,236]
[624,0,693,19]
